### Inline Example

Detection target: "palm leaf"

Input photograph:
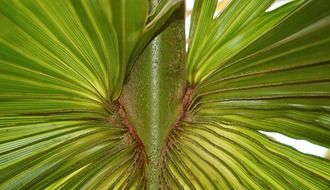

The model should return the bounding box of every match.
[173,0,330,189]
[0,0,329,189]
[0,0,180,189]
[187,0,330,147]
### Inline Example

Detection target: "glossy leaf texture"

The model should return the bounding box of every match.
[0,0,182,189]
[162,0,330,189]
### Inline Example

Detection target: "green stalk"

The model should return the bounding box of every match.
[120,1,185,188]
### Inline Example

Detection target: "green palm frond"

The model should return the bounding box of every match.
[0,0,181,189]
[170,0,330,189]
[186,0,330,146]
[0,0,329,189]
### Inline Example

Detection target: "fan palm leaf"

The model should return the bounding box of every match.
[0,0,329,189]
